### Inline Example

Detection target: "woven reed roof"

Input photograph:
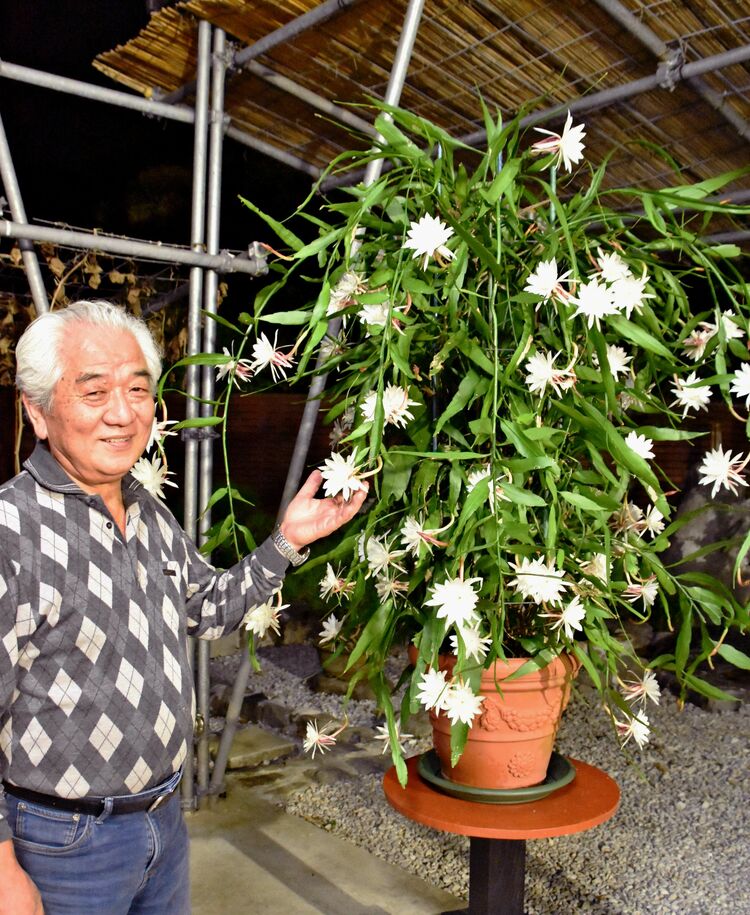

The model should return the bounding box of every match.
[94,0,750,200]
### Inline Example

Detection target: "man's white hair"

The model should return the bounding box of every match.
[15,300,163,411]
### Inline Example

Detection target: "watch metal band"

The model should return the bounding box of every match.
[272,526,310,566]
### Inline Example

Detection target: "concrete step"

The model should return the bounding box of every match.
[209,724,296,771]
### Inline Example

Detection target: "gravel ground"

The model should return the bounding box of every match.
[232,650,750,915]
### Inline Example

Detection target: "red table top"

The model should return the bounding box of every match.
[383,756,620,840]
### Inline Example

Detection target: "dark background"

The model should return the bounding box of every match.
[0,1,330,503]
[0,0,314,253]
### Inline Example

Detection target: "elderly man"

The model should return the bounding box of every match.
[0,300,367,915]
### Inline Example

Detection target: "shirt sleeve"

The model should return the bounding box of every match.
[0,556,18,842]
[182,534,290,639]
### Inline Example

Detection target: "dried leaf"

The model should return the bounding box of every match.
[88,272,101,289]
[10,246,22,266]
[109,269,126,284]
[48,256,66,278]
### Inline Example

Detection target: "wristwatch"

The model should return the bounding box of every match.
[272,525,310,567]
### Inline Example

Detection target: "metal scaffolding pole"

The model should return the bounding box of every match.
[0,59,320,180]
[591,0,750,143]
[180,18,212,813]
[208,0,428,797]
[0,111,49,315]
[325,40,750,192]
[0,221,267,275]
[161,0,367,105]
[196,26,227,803]
[0,60,195,124]
[463,43,750,147]
[242,60,376,138]
[225,123,320,178]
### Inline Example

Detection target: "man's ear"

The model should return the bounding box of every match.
[22,394,49,441]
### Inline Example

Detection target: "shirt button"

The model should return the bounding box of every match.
[106,522,113,529]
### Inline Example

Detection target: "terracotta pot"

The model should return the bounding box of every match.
[430,654,579,790]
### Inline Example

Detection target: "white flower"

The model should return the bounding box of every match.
[249,331,295,382]
[643,506,666,539]
[357,301,392,327]
[242,594,286,638]
[615,711,650,749]
[610,267,654,319]
[579,553,608,582]
[359,532,407,578]
[730,363,750,409]
[670,372,712,418]
[303,719,344,758]
[507,556,568,605]
[424,576,482,628]
[569,277,618,329]
[146,416,177,454]
[449,626,492,663]
[681,323,716,362]
[593,344,632,380]
[374,573,409,603]
[319,450,367,501]
[403,214,455,269]
[612,501,645,536]
[720,310,744,341]
[621,670,661,707]
[624,431,655,461]
[401,514,428,556]
[318,612,343,645]
[373,720,414,755]
[319,563,355,602]
[466,464,512,509]
[130,455,178,501]
[416,668,450,711]
[327,270,366,315]
[531,111,586,172]
[361,384,419,428]
[400,514,451,556]
[623,577,658,609]
[542,594,586,640]
[697,445,750,497]
[594,248,632,283]
[215,345,252,385]
[443,680,485,726]
[524,350,576,397]
[523,257,572,304]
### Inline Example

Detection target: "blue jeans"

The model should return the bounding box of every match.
[6,787,190,914]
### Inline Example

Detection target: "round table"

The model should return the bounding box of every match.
[383,755,620,915]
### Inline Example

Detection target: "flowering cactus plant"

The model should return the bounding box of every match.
[205,102,750,780]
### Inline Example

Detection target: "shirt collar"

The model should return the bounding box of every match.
[24,441,145,510]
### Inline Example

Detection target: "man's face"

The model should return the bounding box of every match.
[24,323,156,494]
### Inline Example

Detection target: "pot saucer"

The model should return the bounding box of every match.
[417,749,575,805]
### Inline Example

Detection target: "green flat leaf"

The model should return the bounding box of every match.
[560,489,621,513]
[239,195,304,251]
[716,643,750,670]
[172,415,223,430]
[259,309,313,325]
[500,482,546,507]
[608,315,672,358]
[481,157,521,205]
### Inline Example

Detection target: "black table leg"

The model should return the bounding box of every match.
[443,838,526,915]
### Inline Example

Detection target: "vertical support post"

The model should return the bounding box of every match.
[195,26,227,802]
[468,839,525,915]
[180,17,212,813]
[0,110,49,315]
[209,0,428,796]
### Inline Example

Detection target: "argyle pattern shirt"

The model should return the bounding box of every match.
[0,443,289,843]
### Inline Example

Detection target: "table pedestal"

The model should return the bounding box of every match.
[384,756,619,915]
